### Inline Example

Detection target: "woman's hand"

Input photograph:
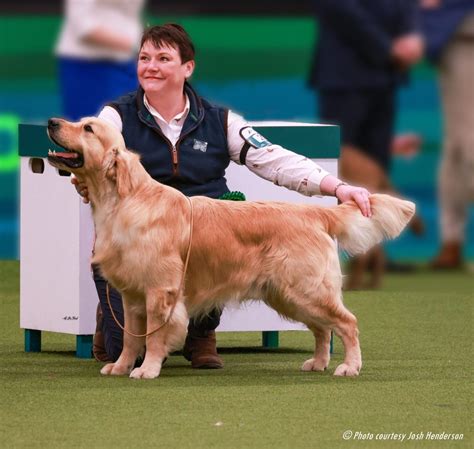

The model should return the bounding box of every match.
[336,184,372,218]
[71,175,90,204]
[320,175,372,217]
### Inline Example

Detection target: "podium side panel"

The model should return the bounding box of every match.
[218,301,308,332]
[78,204,98,334]
[20,158,81,334]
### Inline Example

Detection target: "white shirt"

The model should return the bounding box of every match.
[98,95,330,196]
[55,0,145,61]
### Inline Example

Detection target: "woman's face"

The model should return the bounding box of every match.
[137,40,195,96]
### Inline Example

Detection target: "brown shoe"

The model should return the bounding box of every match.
[182,331,223,369]
[430,242,463,269]
[93,303,112,362]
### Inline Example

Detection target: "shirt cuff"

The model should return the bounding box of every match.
[306,169,331,196]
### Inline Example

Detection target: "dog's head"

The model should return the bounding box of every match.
[47,117,125,171]
[47,117,143,198]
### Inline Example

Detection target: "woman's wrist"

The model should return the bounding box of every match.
[333,181,348,198]
[319,174,347,197]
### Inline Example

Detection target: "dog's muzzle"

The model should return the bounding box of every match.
[46,118,84,169]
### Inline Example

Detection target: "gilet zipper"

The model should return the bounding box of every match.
[139,111,201,178]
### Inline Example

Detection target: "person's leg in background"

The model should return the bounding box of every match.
[319,89,373,288]
[319,89,390,288]
[358,87,395,175]
[431,15,474,268]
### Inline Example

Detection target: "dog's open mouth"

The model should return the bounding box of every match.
[47,133,84,169]
[47,148,84,169]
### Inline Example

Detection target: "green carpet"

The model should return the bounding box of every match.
[1,261,472,449]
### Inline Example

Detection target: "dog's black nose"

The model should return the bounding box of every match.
[48,118,61,130]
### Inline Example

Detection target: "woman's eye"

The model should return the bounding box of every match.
[160,57,169,62]
[84,124,94,133]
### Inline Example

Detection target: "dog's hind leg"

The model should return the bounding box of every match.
[328,304,362,377]
[279,295,361,377]
[301,324,332,372]
[101,294,146,376]
[264,289,333,373]
[304,303,361,376]
[130,288,188,379]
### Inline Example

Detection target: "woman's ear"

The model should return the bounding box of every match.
[184,60,195,79]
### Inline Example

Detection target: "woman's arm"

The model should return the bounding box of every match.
[227,111,372,217]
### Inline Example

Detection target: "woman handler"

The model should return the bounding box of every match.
[75,23,372,369]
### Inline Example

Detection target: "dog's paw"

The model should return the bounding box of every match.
[301,357,329,372]
[129,365,161,380]
[100,363,131,376]
[334,363,360,377]
[100,363,115,375]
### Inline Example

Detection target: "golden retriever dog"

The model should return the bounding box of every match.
[47,117,415,379]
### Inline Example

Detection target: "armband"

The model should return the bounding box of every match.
[238,126,272,165]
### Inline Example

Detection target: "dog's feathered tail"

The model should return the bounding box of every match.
[325,193,415,255]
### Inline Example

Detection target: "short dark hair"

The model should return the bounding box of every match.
[140,23,195,63]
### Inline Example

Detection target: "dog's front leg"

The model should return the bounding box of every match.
[101,296,146,376]
[130,288,188,380]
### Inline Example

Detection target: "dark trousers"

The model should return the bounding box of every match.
[92,266,221,362]
[318,87,395,172]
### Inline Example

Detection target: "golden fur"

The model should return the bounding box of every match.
[47,117,415,379]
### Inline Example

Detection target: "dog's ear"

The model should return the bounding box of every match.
[105,147,133,198]
[104,148,118,181]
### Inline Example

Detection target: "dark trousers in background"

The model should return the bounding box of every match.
[318,87,395,172]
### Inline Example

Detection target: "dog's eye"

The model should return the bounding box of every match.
[84,124,94,133]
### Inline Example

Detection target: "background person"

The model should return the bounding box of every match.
[420,0,474,269]
[309,0,424,288]
[75,23,374,369]
[55,0,145,120]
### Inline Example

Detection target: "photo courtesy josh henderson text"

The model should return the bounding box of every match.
[342,431,465,442]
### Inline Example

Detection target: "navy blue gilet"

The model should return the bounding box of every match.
[108,83,230,198]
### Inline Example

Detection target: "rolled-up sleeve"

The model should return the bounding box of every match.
[227,111,330,196]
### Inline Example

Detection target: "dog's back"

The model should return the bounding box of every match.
[189,193,415,260]
[184,194,414,311]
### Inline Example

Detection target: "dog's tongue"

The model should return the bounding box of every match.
[56,152,78,159]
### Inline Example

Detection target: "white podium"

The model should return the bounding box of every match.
[18,121,339,357]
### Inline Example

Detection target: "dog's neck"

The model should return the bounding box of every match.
[75,175,115,210]
[77,159,152,207]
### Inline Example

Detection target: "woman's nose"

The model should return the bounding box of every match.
[147,60,160,71]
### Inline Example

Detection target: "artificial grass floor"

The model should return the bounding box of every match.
[1,260,472,449]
